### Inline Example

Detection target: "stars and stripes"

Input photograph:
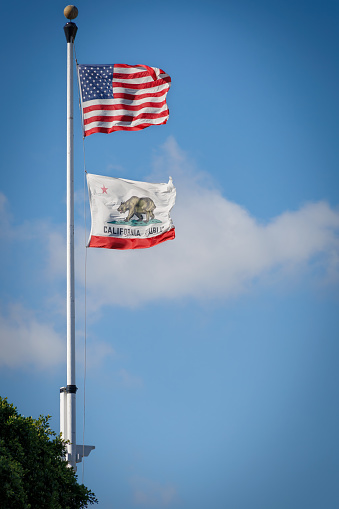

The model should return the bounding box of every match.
[77,64,171,137]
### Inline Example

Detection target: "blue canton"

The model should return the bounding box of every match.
[78,65,114,102]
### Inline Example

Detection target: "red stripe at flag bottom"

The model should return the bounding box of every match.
[88,228,175,250]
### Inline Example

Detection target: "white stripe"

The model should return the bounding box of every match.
[114,76,156,85]
[113,65,160,76]
[84,115,169,130]
[113,83,170,95]
[82,94,167,109]
[83,104,169,120]
[82,99,115,107]
[79,65,169,80]
[113,66,148,74]
[79,65,150,75]
[81,86,169,106]
[114,95,167,106]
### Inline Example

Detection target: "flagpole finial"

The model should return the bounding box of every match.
[64,5,78,20]
[64,5,78,43]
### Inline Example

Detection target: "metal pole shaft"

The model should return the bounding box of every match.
[67,37,76,469]
[64,20,78,470]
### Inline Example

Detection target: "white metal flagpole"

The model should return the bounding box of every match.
[60,3,95,473]
[61,5,95,472]
[63,6,78,470]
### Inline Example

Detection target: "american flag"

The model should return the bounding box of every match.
[77,64,171,137]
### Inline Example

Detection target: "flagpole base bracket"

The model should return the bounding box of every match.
[76,444,95,464]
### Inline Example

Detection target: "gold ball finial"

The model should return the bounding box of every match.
[64,5,78,20]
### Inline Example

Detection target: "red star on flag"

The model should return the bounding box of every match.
[101,185,108,194]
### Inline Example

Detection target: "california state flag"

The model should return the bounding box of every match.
[86,173,176,250]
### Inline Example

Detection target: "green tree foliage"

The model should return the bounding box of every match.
[0,397,97,509]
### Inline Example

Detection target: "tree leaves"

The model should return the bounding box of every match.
[0,397,97,508]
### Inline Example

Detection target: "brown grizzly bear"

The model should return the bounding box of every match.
[117,196,156,222]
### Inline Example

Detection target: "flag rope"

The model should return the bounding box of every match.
[75,42,88,483]
[82,206,88,484]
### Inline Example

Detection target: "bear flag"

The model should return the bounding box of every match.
[77,64,171,137]
[86,173,176,250]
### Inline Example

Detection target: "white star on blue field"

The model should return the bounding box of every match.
[1,1,338,508]
[78,65,114,101]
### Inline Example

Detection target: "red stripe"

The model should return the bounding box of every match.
[114,64,135,68]
[113,66,157,81]
[114,64,166,81]
[114,64,146,69]
[112,77,171,90]
[82,91,169,114]
[113,71,157,80]
[84,118,168,136]
[83,91,167,112]
[84,120,168,135]
[114,89,169,99]
[84,110,168,125]
[88,228,175,250]
[83,99,167,114]
[136,65,158,81]
[106,100,167,111]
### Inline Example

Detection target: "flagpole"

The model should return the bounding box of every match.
[63,5,78,470]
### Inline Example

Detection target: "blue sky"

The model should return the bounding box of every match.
[1,1,339,508]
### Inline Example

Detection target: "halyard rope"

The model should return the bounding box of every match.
[74,43,88,484]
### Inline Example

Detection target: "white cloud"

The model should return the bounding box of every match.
[0,191,53,243]
[1,138,338,370]
[0,199,112,372]
[2,137,339,317]
[117,368,143,388]
[72,137,339,308]
[82,339,116,370]
[0,303,64,369]
[0,192,12,237]
[130,476,177,507]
